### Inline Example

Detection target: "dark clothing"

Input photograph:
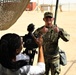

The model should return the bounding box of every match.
[23,48,37,65]
[23,33,38,49]
[23,33,38,65]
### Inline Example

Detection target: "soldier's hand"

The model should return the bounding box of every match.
[40,26,48,34]
[53,25,59,33]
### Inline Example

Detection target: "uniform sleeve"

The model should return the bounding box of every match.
[34,27,44,38]
[59,28,70,42]
[34,28,41,37]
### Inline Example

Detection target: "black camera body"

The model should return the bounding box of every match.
[23,23,38,49]
[23,34,38,49]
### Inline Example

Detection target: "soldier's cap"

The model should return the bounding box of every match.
[44,12,53,18]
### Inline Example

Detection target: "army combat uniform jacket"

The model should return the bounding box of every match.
[34,25,70,59]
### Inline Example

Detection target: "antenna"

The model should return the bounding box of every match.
[54,0,59,25]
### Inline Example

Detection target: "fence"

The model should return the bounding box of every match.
[35,3,76,12]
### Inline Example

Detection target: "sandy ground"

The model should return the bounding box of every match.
[0,10,76,75]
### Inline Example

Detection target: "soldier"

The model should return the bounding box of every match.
[34,12,70,75]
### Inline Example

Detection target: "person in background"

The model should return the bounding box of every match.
[0,33,45,75]
[34,12,70,75]
[23,23,38,65]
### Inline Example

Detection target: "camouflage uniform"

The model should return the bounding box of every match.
[34,25,70,75]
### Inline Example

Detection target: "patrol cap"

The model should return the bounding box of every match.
[44,12,53,18]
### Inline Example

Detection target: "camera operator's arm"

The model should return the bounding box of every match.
[38,45,44,62]
[37,36,44,63]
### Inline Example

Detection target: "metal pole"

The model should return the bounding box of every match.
[37,0,39,11]
[54,0,59,25]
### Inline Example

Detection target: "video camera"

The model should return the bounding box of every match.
[23,34,38,49]
[23,23,38,49]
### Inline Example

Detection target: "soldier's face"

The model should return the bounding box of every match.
[43,17,54,27]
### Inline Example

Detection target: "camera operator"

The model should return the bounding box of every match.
[23,23,38,65]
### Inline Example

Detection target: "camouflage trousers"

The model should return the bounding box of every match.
[44,54,61,75]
